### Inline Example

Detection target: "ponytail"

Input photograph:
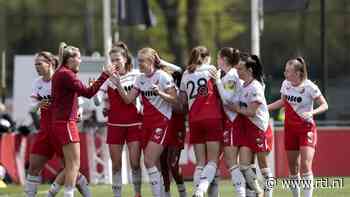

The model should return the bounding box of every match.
[58,42,79,66]
[240,54,265,84]
[187,46,210,73]
[286,56,308,81]
[218,47,240,66]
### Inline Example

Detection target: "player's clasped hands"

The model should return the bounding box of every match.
[208,67,220,81]
[38,99,50,110]
[103,64,117,76]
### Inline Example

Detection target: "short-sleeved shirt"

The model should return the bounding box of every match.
[280,79,322,123]
[238,80,269,131]
[220,68,243,122]
[134,69,174,128]
[31,77,52,127]
[180,64,223,123]
[100,70,142,126]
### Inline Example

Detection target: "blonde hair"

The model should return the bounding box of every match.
[137,47,162,69]
[286,56,308,81]
[58,42,80,66]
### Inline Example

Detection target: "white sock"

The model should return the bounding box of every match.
[197,161,217,194]
[261,168,273,197]
[25,175,41,197]
[246,188,257,197]
[229,165,246,197]
[193,165,203,191]
[132,168,142,194]
[0,165,6,180]
[147,166,163,197]
[47,182,62,197]
[302,172,313,197]
[76,175,91,197]
[208,170,220,197]
[240,165,263,194]
[112,171,122,197]
[289,174,301,197]
[63,186,75,197]
[177,183,187,197]
[164,191,171,197]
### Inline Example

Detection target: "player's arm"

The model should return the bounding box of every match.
[153,86,177,105]
[178,91,188,114]
[312,95,328,116]
[110,74,138,104]
[231,101,260,117]
[268,96,284,112]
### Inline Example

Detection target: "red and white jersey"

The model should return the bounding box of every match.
[101,69,142,126]
[134,69,174,128]
[180,64,223,123]
[238,80,269,131]
[280,79,322,123]
[220,68,243,122]
[30,77,52,126]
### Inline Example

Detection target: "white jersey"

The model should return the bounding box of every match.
[100,69,142,125]
[280,79,322,123]
[238,80,269,131]
[180,64,223,122]
[219,68,243,122]
[30,77,51,108]
[134,69,174,126]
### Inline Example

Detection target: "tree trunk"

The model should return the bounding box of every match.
[186,0,200,51]
[157,0,184,66]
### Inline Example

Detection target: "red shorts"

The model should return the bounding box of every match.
[284,123,317,150]
[238,118,273,153]
[30,128,55,158]
[50,121,80,157]
[222,116,242,147]
[141,119,171,149]
[167,115,186,149]
[189,119,223,144]
[106,124,142,144]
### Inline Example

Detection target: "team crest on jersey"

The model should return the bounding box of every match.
[155,128,163,136]
[38,86,43,90]
[224,80,236,91]
[299,87,305,94]
[307,131,313,143]
[256,137,264,148]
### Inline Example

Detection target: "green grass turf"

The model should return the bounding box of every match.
[1,178,349,196]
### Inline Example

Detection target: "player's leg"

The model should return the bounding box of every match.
[168,146,187,197]
[224,146,245,197]
[127,140,142,197]
[257,152,273,197]
[300,146,315,197]
[160,148,171,197]
[286,150,301,197]
[109,144,123,197]
[62,142,80,197]
[25,154,49,197]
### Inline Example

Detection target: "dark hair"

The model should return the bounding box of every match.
[240,53,264,84]
[218,47,240,66]
[109,41,133,72]
[187,46,210,73]
[172,71,183,88]
[35,51,59,69]
[58,42,80,66]
[287,56,308,81]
